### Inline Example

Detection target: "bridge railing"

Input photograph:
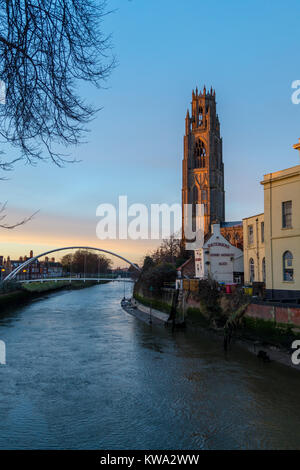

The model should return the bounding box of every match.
[1,272,134,282]
[63,273,133,280]
[19,277,134,284]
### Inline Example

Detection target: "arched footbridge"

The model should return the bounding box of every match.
[2,246,141,283]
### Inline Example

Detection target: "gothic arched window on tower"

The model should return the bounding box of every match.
[194,139,206,168]
[192,185,198,232]
[198,107,203,126]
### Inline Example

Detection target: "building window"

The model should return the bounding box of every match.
[262,257,266,283]
[283,251,294,281]
[249,258,255,283]
[248,225,254,245]
[261,222,264,243]
[194,139,206,168]
[282,201,292,229]
[198,107,203,126]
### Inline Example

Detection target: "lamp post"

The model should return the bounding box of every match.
[84,252,87,282]
[149,286,153,325]
[69,255,72,283]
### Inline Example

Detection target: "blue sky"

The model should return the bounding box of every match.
[0,0,300,265]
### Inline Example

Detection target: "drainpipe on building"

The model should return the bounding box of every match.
[270,176,274,299]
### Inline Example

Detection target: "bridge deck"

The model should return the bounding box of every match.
[19,278,134,283]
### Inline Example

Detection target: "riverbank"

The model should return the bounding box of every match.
[0,280,109,313]
[121,298,170,326]
[126,296,300,372]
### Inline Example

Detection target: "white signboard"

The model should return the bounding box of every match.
[194,249,203,278]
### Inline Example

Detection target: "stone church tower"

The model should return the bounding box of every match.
[182,86,225,241]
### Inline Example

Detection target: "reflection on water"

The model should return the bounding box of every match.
[0,282,299,449]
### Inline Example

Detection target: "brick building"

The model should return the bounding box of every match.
[0,251,63,280]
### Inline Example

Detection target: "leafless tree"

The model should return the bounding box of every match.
[0,0,114,167]
[0,201,38,228]
[0,0,114,228]
[150,235,184,265]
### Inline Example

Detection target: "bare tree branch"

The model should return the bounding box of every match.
[0,1,114,229]
[0,0,114,165]
[0,201,39,229]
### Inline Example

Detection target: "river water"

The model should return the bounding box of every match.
[0,282,299,450]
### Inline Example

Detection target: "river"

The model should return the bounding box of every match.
[0,282,299,450]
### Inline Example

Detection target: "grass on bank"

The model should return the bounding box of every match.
[133,293,172,315]
[22,280,71,293]
[0,279,109,312]
[242,316,300,348]
[21,279,109,293]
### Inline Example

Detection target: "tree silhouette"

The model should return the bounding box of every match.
[0,0,114,227]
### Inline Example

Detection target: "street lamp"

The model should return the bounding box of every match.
[149,286,153,325]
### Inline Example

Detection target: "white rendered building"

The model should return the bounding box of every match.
[194,224,244,283]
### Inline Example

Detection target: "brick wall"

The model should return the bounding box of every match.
[245,302,300,327]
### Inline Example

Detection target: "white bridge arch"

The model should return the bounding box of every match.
[3,246,141,282]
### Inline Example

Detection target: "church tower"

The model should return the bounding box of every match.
[182,86,225,241]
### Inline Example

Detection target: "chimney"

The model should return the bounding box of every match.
[30,250,33,258]
[45,256,49,262]
[51,257,55,262]
[211,223,221,236]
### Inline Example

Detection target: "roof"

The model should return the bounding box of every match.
[177,257,193,271]
[242,213,264,221]
[202,232,213,244]
[220,221,242,228]
[261,164,300,185]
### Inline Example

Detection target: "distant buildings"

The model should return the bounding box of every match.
[0,251,63,281]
